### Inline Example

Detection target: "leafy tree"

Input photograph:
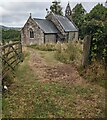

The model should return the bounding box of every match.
[72,3,86,39]
[84,4,107,63]
[2,29,21,42]
[46,0,63,15]
[86,3,107,21]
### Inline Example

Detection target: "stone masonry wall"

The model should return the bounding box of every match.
[68,32,78,40]
[45,34,56,43]
[21,17,44,45]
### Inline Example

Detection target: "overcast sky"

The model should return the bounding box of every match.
[0,0,106,27]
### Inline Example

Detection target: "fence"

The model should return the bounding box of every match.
[0,41,23,79]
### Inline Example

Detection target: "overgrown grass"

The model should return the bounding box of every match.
[78,61,106,87]
[55,41,83,65]
[28,43,56,51]
[28,41,83,65]
[37,51,59,64]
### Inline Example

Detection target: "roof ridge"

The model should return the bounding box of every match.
[33,18,45,20]
[54,14,64,17]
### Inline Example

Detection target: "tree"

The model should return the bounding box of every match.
[2,29,21,42]
[46,0,63,15]
[86,4,107,21]
[72,3,86,39]
[84,4,107,63]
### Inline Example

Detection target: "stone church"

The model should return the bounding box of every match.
[21,3,78,45]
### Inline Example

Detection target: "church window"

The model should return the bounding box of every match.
[30,29,34,38]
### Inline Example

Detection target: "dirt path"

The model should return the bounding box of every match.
[28,48,84,84]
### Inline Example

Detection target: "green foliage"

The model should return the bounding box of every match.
[86,3,107,21]
[49,0,63,15]
[84,4,107,63]
[2,29,21,42]
[72,3,86,39]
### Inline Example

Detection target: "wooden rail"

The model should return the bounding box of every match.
[0,41,23,78]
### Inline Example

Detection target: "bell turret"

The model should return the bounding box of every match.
[65,2,72,17]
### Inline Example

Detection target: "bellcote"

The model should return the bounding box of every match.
[65,2,72,17]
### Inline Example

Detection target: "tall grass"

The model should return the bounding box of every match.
[55,41,83,65]
[78,61,106,87]
[27,41,83,65]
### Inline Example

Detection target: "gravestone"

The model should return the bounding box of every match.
[82,35,91,67]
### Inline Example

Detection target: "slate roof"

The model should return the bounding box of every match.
[33,18,59,34]
[54,14,78,32]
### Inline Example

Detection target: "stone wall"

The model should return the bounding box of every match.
[82,35,91,66]
[45,34,56,43]
[68,32,78,40]
[21,17,44,45]
[74,32,78,40]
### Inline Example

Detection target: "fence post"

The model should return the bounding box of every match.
[82,35,91,67]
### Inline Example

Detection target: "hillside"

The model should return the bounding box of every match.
[0,25,21,31]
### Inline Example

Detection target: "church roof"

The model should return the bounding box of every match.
[54,14,78,32]
[33,18,59,34]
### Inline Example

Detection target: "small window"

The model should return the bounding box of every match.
[30,29,34,38]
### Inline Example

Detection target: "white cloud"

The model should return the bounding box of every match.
[0,0,106,2]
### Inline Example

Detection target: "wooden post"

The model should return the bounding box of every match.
[82,35,91,67]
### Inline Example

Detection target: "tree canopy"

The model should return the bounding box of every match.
[84,4,107,63]
[86,4,107,21]
[46,0,63,15]
[72,3,86,39]
[72,3,107,64]
[2,29,21,42]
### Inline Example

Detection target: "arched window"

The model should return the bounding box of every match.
[29,29,34,38]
